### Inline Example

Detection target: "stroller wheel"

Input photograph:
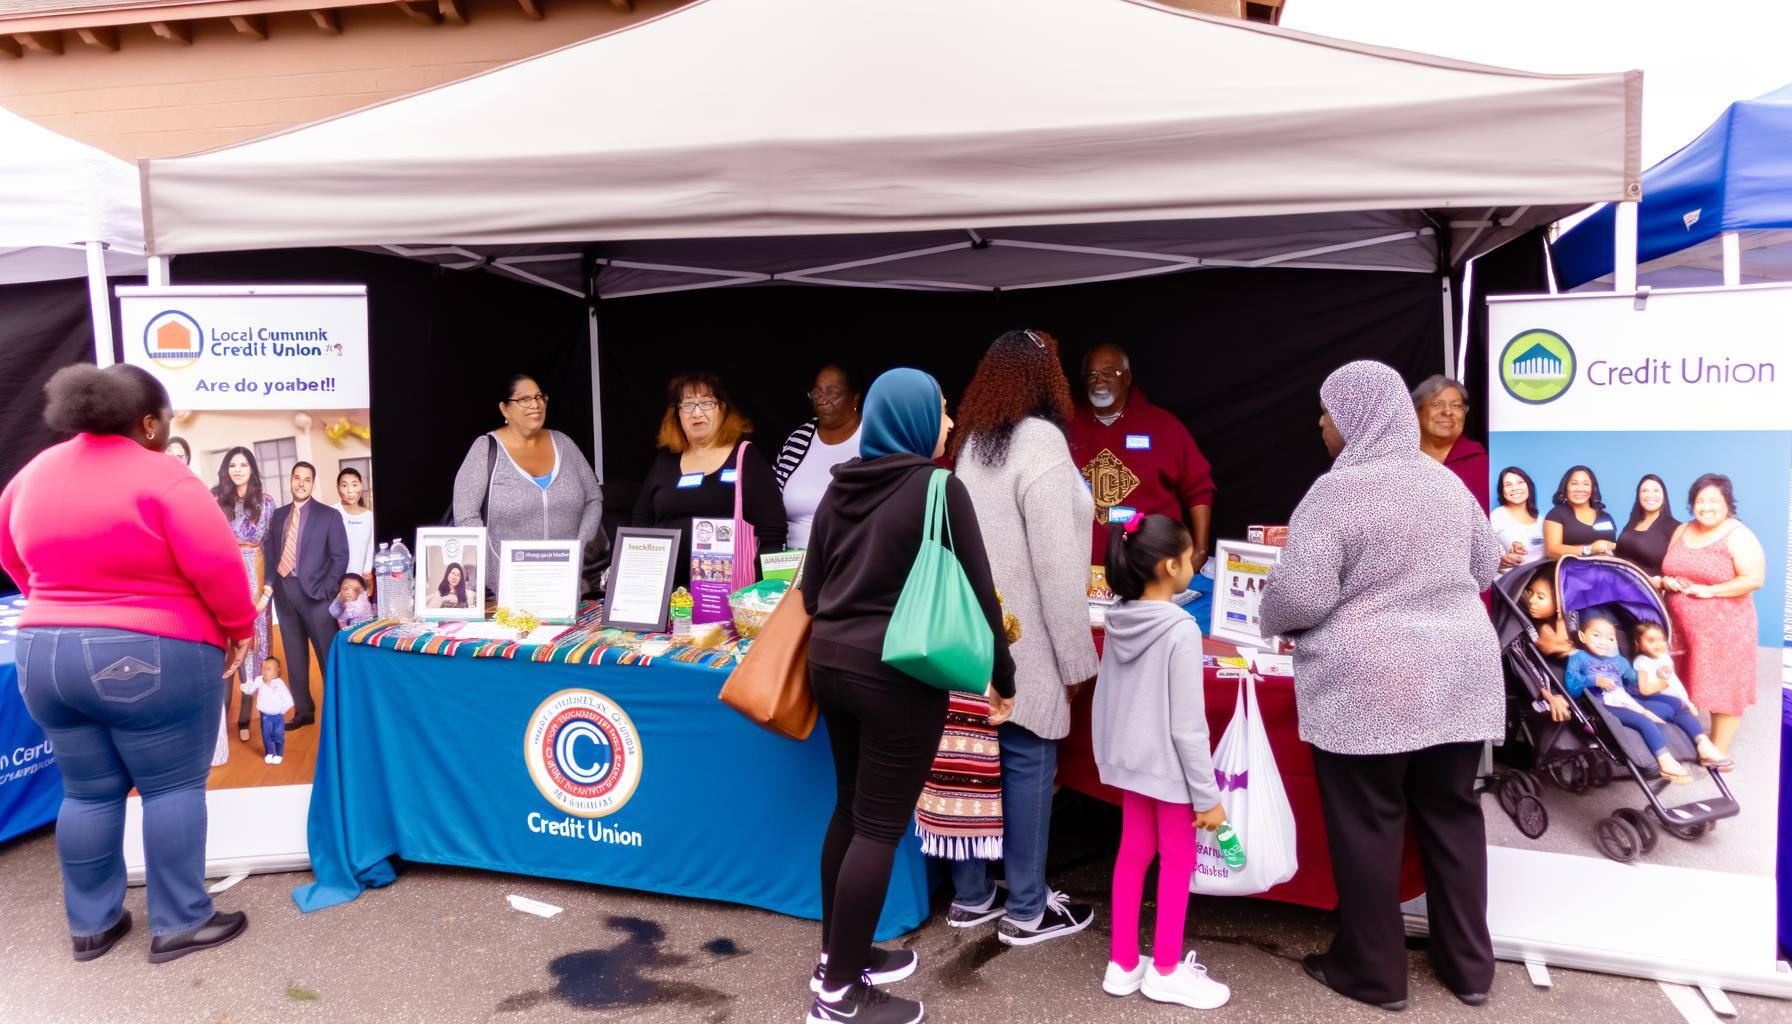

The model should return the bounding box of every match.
[1657,813,1713,841]
[1595,815,1644,862]
[1506,769,1540,799]
[1587,754,1614,789]
[1496,775,1524,818]
[1547,757,1589,793]
[1513,794,1549,839]
[1614,808,1657,853]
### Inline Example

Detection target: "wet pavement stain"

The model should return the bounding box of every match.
[703,938,741,957]
[495,915,734,1015]
[934,932,1010,991]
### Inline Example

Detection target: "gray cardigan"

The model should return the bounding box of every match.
[955,418,1100,739]
[1259,361,1503,756]
[451,429,603,590]
[1094,600,1221,809]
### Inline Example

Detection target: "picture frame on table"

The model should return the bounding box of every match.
[1209,539,1285,651]
[496,539,582,624]
[601,527,683,633]
[414,526,487,621]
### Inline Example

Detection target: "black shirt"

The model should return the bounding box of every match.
[1615,515,1677,576]
[1545,504,1617,551]
[630,440,788,588]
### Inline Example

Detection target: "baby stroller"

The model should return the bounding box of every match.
[1489,555,1739,862]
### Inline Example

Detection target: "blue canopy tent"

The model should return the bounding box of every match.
[1554,83,1792,290]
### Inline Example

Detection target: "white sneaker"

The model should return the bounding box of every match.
[263,754,274,764]
[1140,953,1230,1010]
[272,755,283,764]
[1102,959,1149,997]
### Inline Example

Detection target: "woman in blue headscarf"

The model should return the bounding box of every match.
[799,369,1016,1023]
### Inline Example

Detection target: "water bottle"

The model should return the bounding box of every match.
[1215,821,1246,869]
[373,543,393,619]
[389,537,416,621]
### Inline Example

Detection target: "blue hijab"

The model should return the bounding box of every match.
[860,368,943,460]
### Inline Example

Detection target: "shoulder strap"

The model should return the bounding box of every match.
[480,434,498,524]
[732,440,750,520]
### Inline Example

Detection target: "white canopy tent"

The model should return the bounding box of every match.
[141,0,1640,306]
[1,107,146,360]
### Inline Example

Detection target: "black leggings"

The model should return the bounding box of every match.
[812,664,947,990]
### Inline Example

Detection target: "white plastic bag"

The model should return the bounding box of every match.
[1192,671,1297,896]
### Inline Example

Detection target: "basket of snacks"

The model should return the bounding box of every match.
[728,579,791,639]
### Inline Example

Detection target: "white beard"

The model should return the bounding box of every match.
[1089,388,1116,409]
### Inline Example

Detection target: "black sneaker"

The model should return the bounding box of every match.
[996,890,1094,946]
[805,981,925,1024]
[946,881,1009,928]
[809,946,920,993]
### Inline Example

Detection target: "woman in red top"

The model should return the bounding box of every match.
[0,365,258,965]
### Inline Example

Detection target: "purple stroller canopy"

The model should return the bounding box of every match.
[1558,559,1665,629]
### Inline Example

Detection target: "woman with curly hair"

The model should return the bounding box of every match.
[942,328,1101,947]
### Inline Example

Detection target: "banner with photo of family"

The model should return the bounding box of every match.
[119,285,375,791]
[1483,284,1792,990]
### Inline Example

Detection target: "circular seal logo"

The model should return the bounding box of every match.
[1499,329,1576,405]
[143,310,204,370]
[524,689,643,818]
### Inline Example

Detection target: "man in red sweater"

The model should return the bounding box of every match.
[1066,343,1215,571]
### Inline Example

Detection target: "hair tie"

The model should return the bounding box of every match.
[1122,515,1144,537]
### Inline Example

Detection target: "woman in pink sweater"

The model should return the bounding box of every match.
[0,365,258,965]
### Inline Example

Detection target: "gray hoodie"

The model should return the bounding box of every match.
[1092,600,1221,810]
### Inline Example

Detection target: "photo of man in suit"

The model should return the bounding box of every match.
[264,461,349,729]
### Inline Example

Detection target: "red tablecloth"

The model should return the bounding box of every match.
[1058,635,1427,910]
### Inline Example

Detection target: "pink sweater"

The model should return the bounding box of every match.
[0,433,258,650]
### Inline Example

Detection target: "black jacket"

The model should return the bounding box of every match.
[802,454,1015,698]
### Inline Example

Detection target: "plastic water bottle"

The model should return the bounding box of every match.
[388,537,415,621]
[1215,822,1246,869]
[372,543,393,619]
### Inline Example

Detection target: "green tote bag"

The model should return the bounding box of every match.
[881,469,995,693]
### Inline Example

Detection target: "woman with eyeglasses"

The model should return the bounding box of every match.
[776,364,865,550]
[1412,375,1489,512]
[452,373,603,596]
[630,371,787,587]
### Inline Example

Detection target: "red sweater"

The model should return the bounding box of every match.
[0,433,257,650]
[1065,390,1215,564]
[1444,435,1491,513]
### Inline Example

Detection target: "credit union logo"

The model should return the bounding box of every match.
[523,689,642,818]
[1499,329,1575,405]
[143,310,203,370]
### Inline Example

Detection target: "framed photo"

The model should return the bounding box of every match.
[602,527,683,633]
[415,527,487,621]
[1209,539,1284,651]
[497,539,582,624]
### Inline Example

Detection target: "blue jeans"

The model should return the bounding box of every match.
[949,722,1058,921]
[260,712,286,757]
[1611,693,1705,756]
[17,627,223,937]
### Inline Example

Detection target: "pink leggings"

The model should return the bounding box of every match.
[1110,791,1198,972]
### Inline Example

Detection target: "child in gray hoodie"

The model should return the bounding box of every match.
[1093,514,1231,1011]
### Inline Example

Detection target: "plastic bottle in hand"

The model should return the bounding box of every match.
[372,543,392,619]
[1215,821,1246,869]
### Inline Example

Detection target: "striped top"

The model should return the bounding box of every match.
[774,418,818,486]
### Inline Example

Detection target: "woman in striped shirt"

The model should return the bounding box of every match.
[777,364,865,550]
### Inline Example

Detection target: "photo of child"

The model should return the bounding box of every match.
[330,572,374,629]
[240,656,295,765]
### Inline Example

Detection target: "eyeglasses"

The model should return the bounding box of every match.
[807,387,849,404]
[1423,400,1468,415]
[678,400,719,414]
[1083,369,1124,382]
[506,393,548,407]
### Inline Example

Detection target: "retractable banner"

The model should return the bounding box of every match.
[1482,284,1791,995]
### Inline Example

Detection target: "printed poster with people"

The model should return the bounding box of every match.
[119,286,375,793]
[1485,284,1792,983]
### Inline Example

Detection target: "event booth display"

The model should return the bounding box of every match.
[1553,82,1792,290]
[130,0,1650,980]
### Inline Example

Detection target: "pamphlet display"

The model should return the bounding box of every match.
[1209,540,1283,651]
[496,540,581,624]
[602,528,682,633]
[413,527,486,621]
[759,550,805,584]
[690,517,736,625]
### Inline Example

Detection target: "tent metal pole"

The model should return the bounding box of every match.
[1722,231,1742,286]
[1440,276,1456,380]
[587,267,604,484]
[84,241,115,367]
[1456,257,1477,387]
[148,255,171,287]
[1613,202,1638,293]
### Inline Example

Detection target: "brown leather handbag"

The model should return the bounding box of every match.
[718,587,818,741]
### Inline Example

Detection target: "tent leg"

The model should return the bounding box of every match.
[85,241,115,367]
[1722,231,1741,287]
[148,256,171,287]
[1440,276,1456,380]
[588,303,604,483]
[1613,201,1638,293]
[1456,258,1476,388]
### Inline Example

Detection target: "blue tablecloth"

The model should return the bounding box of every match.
[296,637,931,941]
[0,595,62,844]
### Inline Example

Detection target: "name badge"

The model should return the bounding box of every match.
[1109,505,1137,525]
[676,473,703,489]
[1594,521,1614,533]
[720,468,739,484]
[1125,434,1151,451]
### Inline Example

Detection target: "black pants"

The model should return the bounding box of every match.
[812,664,947,990]
[1311,741,1494,1005]
[271,575,339,721]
